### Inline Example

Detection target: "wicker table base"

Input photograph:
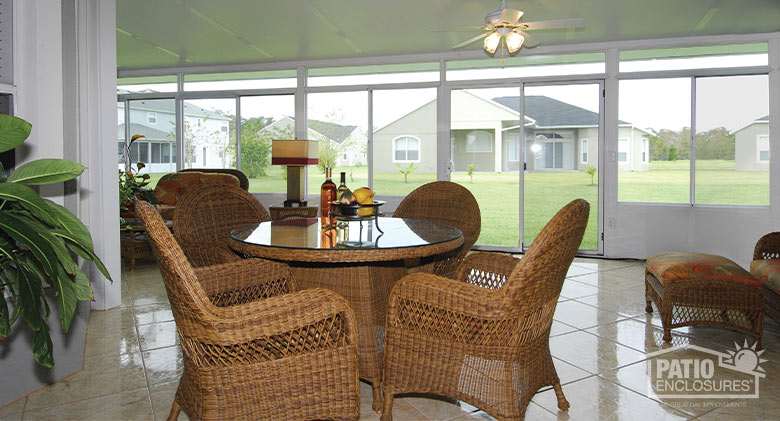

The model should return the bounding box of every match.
[291,263,407,411]
[645,271,764,347]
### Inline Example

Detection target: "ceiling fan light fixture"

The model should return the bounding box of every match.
[483,31,502,54]
[506,31,524,53]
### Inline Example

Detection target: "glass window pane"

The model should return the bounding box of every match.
[452,87,521,248]
[374,88,437,197]
[123,99,177,184]
[183,70,297,91]
[695,75,769,205]
[151,143,161,163]
[447,52,604,81]
[618,78,691,203]
[620,43,768,73]
[162,143,171,163]
[118,75,177,94]
[309,63,439,87]
[182,99,236,170]
[308,91,368,192]
[239,95,295,193]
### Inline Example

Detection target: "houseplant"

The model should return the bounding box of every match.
[119,134,152,217]
[0,114,111,367]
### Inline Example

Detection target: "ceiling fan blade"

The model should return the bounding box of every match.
[522,18,585,31]
[517,30,541,48]
[452,32,490,49]
[500,8,523,25]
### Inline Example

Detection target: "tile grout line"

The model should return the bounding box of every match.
[128,267,159,421]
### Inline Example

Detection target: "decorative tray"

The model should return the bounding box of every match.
[330,200,385,219]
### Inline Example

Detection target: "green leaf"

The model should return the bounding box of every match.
[62,239,111,281]
[0,183,59,226]
[15,262,45,331]
[32,323,53,367]
[0,213,57,276]
[0,114,32,154]
[0,283,9,338]
[8,159,85,185]
[73,267,94,301]
[51,264,77,333]
[43,199,94,249]
[18,215,77,276]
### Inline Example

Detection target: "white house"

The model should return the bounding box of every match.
[259,116,367,167]
[373,91,650,173]
[732,115,769,171]
[118,99,232,173]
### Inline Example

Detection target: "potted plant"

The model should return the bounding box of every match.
[0,114,111,367]
[119,134,153,218]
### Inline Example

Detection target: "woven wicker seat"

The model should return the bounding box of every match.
[752,232,780,324]
[180,168,250,190]
[381,199,589,421]
[135,201,360,421]
[393,181,481,278]
[173,183,270,267]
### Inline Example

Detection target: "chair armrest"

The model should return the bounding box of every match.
[455,252,520,289]
[194,258,297,306]
[754,232,780,260]
[201,288,358,350]
[387,272,516,346]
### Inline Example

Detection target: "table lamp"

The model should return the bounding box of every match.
[271,139,319,207]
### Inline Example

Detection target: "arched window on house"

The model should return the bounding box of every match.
[393,136,420,162]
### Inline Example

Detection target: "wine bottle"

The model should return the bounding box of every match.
[337,171,349,201]
[320,168,337,221]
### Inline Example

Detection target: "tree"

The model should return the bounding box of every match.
[467,163,475,183]
[239,116,282,178]
[585,165,597,186]
[396,162,418,183]
[317,138,339,174]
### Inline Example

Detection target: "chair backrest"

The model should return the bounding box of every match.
[173,183,270,266]
[180,168,250,191]
[394,181,481,252]
[154,171,241,206]
[503,199,589,313]
[135,201,214,332]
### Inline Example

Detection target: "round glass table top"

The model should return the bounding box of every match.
[230,217,463,251]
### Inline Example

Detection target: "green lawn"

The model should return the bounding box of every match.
[145,160,768,250]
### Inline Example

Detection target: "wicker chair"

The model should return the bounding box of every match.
[173,183,270,267]
[135,201,361,421]
[180,168,250,190]
[381,199,589,421]
[752,232,780,323]
[393,181,481,278]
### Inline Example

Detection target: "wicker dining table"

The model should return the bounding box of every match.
[229,216,463,411]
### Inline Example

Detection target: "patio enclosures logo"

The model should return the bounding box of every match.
[647,341,767,399]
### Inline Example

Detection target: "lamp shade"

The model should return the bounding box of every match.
[506,31,525,53]
[271,139,319,166]
[483,32,502,55]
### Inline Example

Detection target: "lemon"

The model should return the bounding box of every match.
[354,187,374,205]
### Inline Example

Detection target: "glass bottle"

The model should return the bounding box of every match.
[337,171,349,201]
[320,167,337,222]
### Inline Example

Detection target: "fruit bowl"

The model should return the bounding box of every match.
[330,200,385,219]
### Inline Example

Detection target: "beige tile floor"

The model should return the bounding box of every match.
[1,256,779,420]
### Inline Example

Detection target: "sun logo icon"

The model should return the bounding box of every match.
[721,339,767,376]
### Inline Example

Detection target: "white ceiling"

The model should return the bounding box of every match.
[116,0,780,71]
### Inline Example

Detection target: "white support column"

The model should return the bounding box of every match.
[770,36,780,229]
[77,0,120,309]
[436,59,451,181]
[603,47,619,257]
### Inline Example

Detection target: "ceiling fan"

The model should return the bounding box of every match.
[452,0,585,56]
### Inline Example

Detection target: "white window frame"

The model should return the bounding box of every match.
[757,134,770,162]
[466,130,493,153]
[220,122,229,133]
[618,138,629,162]
[392,135,421,163]
[147,111,157,124]
[642,137,649,163]
[580,138,588,164]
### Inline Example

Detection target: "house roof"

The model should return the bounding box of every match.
[307,119,358,143]
[729,115,769,135]
[118,122,172,141]
[118,99,228,120]
[493,96,606,127]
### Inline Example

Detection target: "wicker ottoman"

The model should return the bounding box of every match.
[645,252,764,347]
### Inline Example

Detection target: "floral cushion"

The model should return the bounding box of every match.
[646,252,761,289]
[750,258,780,293]
[153,172,240,206]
